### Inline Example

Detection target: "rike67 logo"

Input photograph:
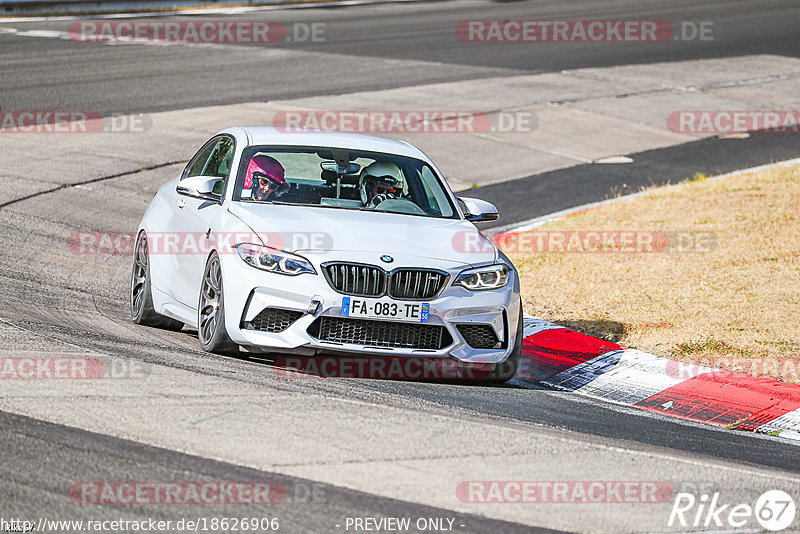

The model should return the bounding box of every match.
[669,490,796,531]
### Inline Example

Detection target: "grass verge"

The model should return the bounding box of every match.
[504,163,800,382]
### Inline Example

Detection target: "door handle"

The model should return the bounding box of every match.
[177,199,185,209]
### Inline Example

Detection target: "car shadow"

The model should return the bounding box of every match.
[181,318,626,388]
[247,351,509,384]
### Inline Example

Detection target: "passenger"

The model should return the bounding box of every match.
[245,155,288,201]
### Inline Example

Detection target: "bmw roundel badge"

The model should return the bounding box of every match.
[380,255,394,263]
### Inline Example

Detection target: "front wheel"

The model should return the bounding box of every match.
[197,252,239,355]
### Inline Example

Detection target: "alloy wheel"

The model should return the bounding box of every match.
[131,235,148,317]
[199,257,222,343]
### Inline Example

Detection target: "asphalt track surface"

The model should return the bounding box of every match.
[2,1,800,532]
[1,411,551,533]
[0,0,798,115]
[477,131,800,230]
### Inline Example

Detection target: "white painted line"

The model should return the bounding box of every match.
[0,0,414,22]
[5,29,66,38]
[486,195,647,237]
[488,156,800,237]
[594,155,633,164]
[705,156,800,181]
[2,27,246,49]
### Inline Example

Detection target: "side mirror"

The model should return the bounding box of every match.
[458,197,499,223]
[177,176,223,203]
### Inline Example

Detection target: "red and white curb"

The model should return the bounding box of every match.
[490,159,800,442]
[518,317,800,442]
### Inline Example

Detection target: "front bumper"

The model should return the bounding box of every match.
[220,253,521,364]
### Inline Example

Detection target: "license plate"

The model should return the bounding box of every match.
[341,297,429,323]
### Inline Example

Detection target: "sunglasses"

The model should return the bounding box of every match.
[372,176,400,193]
[253,173,273,188]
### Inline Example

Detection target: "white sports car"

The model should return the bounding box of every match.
[131,127,522,382]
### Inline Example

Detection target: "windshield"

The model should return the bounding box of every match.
[232,146,458,219]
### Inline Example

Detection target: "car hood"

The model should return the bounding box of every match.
[228,202,497,268]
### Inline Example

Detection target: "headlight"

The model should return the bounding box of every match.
[453,264,509,291]
[236,243,316,276]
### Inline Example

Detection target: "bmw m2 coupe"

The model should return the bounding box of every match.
[131,127,522,382]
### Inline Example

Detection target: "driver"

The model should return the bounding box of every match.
[245,155,288,201]
[359,162,404,207]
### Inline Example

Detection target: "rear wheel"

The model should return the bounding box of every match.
[131,232,184,330]
[485,307,524,384]
[198,253,239,355]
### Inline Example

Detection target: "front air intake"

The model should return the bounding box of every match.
[308,316,452,350]
[244,307,303,333]
[456,324,504,349]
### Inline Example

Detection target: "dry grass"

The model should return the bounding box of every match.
[507,163,800,382]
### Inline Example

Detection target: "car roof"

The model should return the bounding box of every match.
[230,126,428,161]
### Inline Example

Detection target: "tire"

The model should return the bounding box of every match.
[197,252,239,355]
[485,307,524,384]
[131,232,184,330]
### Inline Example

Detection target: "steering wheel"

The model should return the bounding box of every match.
[373,197,426,215]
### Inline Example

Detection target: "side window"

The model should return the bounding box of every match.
[183,139,219,179]
[419,166,453,217]
[204,137,235,178]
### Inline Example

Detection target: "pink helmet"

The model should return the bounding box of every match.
[245,155,286,190]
